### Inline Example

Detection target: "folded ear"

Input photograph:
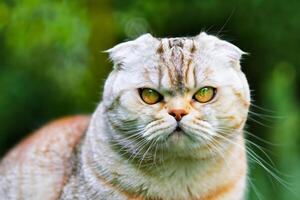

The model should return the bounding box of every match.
[105,33,155,70]
[196,32,247,68]
[215,40,247,64]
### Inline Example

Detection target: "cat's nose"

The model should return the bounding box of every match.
[168,109,188,121]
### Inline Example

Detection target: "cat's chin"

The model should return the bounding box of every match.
[165,128,197,151]
[167,130,185,142]
[163,134,213,160]
[163,126,210,154]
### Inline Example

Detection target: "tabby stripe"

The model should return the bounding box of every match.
[184,40,197,86]
[157,40,176,88]
[193,65,197,88]
[156,41,164,89]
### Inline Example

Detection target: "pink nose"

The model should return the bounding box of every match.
[169,109,188,121]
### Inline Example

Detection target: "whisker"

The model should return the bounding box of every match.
[250,103,278,114]
[243,129,281,147]
[207,137,231,170]
[217,128,276,168]
[214,132,291,190]
[138,138,157,169]
[152,137,161,168]
[217,129,285,173]
[217,126,281,147]
[248,110,284,120]
[247,176,264,200]
[128,139,150,162]
[247,116,273,128]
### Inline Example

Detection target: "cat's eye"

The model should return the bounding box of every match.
[139,88,162,105]
[193,86,216,103]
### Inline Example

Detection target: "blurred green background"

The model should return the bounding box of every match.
[0,0,299,199]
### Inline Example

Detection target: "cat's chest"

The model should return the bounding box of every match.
[116,162,218,200]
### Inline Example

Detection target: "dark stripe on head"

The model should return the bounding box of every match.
[168,39,172,48]
[169,38,186,92]
[184,40,197,87]
[193,65,197,88]
[156,41,164,54]
[156,40,164,89]
[157,38,198,92]
[190,41,196,53]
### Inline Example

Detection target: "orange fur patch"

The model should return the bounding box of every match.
[6,115,90,159]
[200,165,245,200]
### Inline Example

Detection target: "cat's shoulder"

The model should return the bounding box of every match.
[0,115,91,199]
[3,115,90,161]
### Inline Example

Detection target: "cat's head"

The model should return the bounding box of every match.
[102,33,250,161]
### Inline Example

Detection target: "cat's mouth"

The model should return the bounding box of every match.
[175,126,182,132]
[167,125,185,139]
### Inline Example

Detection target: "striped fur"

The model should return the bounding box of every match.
[0,33,250,200]
[0,116,90,200]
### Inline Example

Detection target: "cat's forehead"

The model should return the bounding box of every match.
[157,37,196,68]
[159,37,193,49]
[154,37,198,92]
[108,33,244,93]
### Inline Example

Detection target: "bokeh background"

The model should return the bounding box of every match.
[0,0,299,199]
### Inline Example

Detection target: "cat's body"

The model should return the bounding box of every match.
[0,116,90,200]
[0,33,250,200]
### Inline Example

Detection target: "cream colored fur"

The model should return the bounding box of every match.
[0,33,250,200]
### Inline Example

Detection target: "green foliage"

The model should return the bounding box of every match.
[0,0,92,154]
[0,0,299,199]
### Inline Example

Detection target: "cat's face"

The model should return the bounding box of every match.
[103,33,250,160]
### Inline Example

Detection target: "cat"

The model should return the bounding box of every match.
[0,32,250,200]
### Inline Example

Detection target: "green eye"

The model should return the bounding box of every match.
[139,88,162,105]
[194,87,216,103]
